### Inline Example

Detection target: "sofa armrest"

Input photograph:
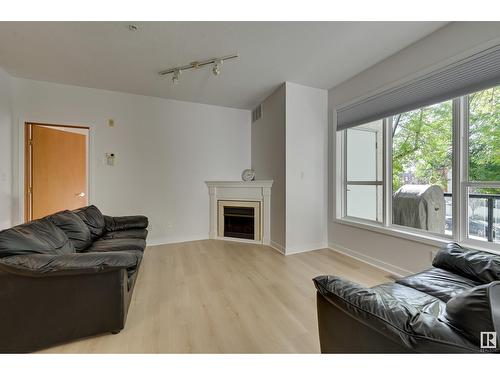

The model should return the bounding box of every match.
[313,275,478,353]
[0,251,141,277]
[104,215,149,232]
[432,242,500,283]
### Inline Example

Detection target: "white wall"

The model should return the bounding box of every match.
[285,82,328,253]
[0,67,13,230]
[11,78,251,245]
[251,82,328,254]
[328,22,500,274]
[251,84,286,250]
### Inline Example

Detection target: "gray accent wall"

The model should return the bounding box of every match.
[251,84,287,250]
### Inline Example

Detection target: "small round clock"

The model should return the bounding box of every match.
[241,169,256,182]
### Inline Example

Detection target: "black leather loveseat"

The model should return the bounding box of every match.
[0,205,148,353]
[314,243,500,353]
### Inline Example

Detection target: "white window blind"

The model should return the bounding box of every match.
[337,43,500,130]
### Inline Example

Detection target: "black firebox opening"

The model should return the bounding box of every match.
[223,206,255,240]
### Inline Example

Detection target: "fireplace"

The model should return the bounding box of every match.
[218,200,260,241]
[206,180,272,245]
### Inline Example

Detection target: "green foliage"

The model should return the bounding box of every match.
[468,87,500,193]
[392,86,500,194]
[392,101,453,192]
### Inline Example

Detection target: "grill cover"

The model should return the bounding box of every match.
[393,184,445,234]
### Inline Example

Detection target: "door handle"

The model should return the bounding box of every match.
[76,192,86,197]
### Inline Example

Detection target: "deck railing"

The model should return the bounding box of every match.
[444,192,500,242]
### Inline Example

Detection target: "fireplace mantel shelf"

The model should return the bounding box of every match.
[205,180,273,246]
[205,180,273,188]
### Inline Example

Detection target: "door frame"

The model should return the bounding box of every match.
[24,122,91,222]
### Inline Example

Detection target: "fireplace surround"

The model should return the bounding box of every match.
[205,180,273,245]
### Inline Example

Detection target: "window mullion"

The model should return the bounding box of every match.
[335,129,344,219]
[452,97,461,242]
[467,181,500,188]
[346,181,383,185]
[342,130,348,218]
[459,96,469,243]
[384,117,392,227]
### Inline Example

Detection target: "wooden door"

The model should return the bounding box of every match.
[26,124,88,220]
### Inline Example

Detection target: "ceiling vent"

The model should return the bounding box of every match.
[252,104,262,123]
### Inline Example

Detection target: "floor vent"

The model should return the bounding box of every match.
[252,104,262,123]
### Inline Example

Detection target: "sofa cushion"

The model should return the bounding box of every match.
[0,219,74,257]
[445,281,500,347]
[100,228,148,240]
[104,215,148,232]
[73,205,105,240]
[314,275,479,353]
[85,238,146,253]
[375,283,446,317]
[396,267,481,302]
[433,242,500,283]
[47,210,92,251]
[0,250,143,277]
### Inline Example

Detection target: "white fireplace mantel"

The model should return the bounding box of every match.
[205,180,273,245]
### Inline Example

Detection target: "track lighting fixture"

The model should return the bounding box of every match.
[172,68,181,84]
[159,54,238,85]
[212,59,223,76]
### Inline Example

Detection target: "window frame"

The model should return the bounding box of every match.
[461,94,500,251]
[336,90,500,253]
[342,123,385,224]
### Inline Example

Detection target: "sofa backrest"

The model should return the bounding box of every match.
[73,205,106,240]
[433,243,500,283]
[47,210,93,251]
[0,218,75,258]
[445,281,500,348]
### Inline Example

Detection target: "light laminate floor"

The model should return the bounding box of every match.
[40,240,392,353]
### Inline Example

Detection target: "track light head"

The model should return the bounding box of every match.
[172,69,181,84]
[159,54,238,84]
[212,59,223,76]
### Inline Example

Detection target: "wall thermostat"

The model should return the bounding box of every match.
[105,153,116,166]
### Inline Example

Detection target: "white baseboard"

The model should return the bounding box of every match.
[285,242,328,255]
[146,236,209,247]
[269,241,328,256]
[328,241,412,278]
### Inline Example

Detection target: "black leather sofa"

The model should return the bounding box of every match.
[314,243,500,353]
[0,205,148,353]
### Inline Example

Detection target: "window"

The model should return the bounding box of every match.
[466,86,500,243]
[338,84,500,250]
[343,120,383,222]
[391,100,453,235]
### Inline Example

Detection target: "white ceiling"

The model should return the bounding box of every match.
[0,22,447,109]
